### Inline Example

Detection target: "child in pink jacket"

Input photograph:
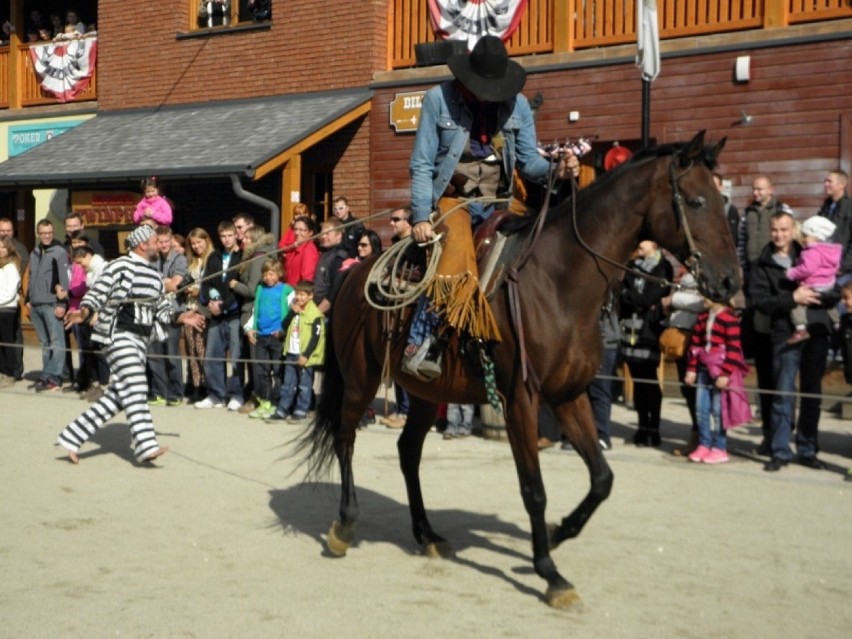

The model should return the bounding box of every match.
[133,177,173,227]
[786,215,841,344]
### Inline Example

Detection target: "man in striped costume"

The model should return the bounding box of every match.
[56,225,206,465]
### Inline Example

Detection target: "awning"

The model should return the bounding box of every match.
[0,88,373,187]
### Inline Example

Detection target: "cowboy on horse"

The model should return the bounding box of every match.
[404,35,581,378]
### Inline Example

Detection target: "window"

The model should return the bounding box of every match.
[191,0,272,31]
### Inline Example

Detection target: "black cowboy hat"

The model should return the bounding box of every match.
[447,35,526,103]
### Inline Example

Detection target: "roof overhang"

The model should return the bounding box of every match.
[0,88,373,188]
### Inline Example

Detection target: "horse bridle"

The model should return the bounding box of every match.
[566,155,705,291]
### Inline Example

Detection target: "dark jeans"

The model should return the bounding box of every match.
[253,334,283,403]
[675,354,697,430]
[149,324,184,401]
[770,340,801,461]
[752,330,774,438]
[276,358,313,417]
[797,333,829,458]
[626,359,662,432]
[587,346,618,442]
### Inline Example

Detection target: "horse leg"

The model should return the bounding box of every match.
[395,395,451,557]
[327,376,383,556]
[503,396,583,610]
[549,396,614,547]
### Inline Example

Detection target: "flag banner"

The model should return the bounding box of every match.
[29,36,98,103]
[427,0,527,50]
[636,0,660,81]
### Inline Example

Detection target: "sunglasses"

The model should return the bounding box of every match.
[389,217,407,223]
[357,243,370,248]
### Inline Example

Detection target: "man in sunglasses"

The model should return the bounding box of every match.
[332,196,365,258]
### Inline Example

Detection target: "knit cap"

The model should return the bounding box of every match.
[125,224,156,249]
[801,216,836,243]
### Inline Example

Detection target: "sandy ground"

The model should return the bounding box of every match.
[2,348,851,639]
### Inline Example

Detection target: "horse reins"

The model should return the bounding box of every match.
[568,157,703,291]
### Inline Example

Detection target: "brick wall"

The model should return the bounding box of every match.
[98,1,387,110]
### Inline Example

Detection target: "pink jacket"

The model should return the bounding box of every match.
[133,195,173,226]
[786,242,842,289]
[690,347,752,429]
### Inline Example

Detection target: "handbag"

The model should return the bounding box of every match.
[659,326,689,361]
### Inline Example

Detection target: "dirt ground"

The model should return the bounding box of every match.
[2,349,851,638]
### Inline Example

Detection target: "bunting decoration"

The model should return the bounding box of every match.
[29,37,98,103]
[427,0,528,50]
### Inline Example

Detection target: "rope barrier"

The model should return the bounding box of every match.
[3,339,850,404]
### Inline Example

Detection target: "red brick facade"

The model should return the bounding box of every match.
[98,2,387,110]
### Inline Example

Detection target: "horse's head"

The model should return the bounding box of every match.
[648,131,741,303]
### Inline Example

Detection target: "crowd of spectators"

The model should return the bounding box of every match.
[2,170,852,476]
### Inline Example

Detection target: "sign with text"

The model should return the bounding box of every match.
[389,91,425,133]
[8,121,83,156]
[72,191,137,227]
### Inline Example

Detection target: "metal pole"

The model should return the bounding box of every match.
[641,78,651,148]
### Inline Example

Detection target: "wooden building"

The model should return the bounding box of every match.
[1,1,851,248]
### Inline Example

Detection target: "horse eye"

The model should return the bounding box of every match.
[686,196,706,209]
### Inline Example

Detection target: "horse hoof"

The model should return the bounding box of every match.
[327,521,351,557]
[546,586,584,611]
[422,540,454,559]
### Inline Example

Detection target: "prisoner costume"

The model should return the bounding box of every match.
[57,244,175,462]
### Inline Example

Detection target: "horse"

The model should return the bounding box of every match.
[299,130,740,609]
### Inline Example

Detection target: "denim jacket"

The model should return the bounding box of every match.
[409,81,552,224]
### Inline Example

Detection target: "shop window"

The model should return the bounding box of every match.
[190,0,272,31]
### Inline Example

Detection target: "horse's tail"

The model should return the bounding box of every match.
[296,314,343,481]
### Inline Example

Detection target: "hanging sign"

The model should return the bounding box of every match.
[389,91,425,133]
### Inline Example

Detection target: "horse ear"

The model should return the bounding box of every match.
[710,136,727,161]
[679,130,707,167]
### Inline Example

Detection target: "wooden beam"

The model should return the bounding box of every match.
[253,101,372,180]
[280,154,303,231]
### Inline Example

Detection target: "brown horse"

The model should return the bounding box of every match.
[299,131,739,608]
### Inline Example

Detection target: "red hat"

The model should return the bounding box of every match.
[604,146,632,171]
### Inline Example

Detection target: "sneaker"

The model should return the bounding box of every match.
[265,411,288,422]
[195,396,225,409]
[238,398,257,415]
[786,328,810,345]
[287,413,307,424]
[561,441,574,451]
[380,413,406,429]
[148,396,167,406]
[703,448,729,464]
[166,398,183,407]
[83,385,104,402]
[36,380,60,393]
[688,445,711,463]
[598,437,611,451]
[227,398,244,412]
[249,401,274,419]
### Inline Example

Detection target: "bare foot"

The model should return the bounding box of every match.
[67,450,79,464]
[141,446,169,463]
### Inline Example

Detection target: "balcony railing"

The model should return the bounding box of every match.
[389,0,852,69]
[0,39,97,110]
[0,47,8,109]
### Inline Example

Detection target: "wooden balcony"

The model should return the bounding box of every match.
[0,47,8,109]
[0,39,97,110]
[389,0,852,69]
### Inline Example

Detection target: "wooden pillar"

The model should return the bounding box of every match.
[8,0,23,109]
[280,153,302,233]
[554,0,573,54]
[763,2,787,29]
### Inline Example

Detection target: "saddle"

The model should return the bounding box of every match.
[473,209,535,301]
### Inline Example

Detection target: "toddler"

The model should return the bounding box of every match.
[133,177,173,227]
[269,280,325,423]
[786,215,841,344]
[245,259,294,419]
[684,297,751,464]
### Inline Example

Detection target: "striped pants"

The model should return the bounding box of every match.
[57,332,162,462]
